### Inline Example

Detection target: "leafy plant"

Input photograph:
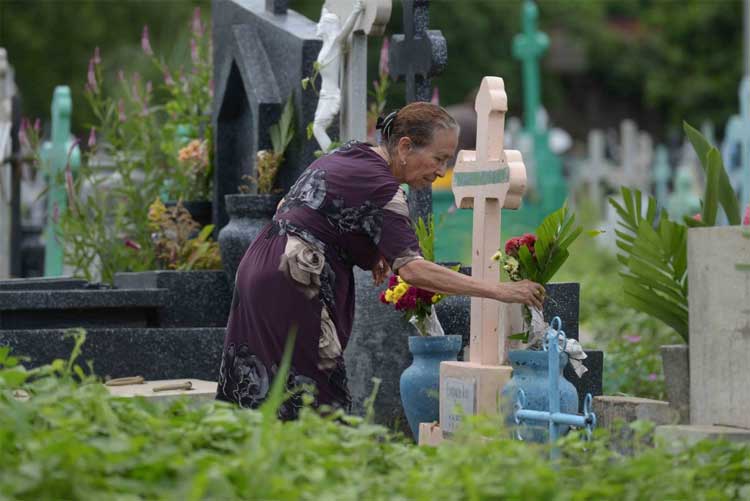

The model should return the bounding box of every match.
[22,10,214,284]
[609,188,689,342]
[147,198,221,271]
[4,336,750,499]
[682,121,743,227]
[609,122,745,342]
[239,96,294,194]
[414,215,436,263]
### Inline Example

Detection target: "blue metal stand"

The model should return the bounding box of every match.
[513,317,596,459]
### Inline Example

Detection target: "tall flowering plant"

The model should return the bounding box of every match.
[378,216,452,336]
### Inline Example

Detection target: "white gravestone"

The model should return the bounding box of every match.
[432,77,527,439]
[688,226,750,430]
[325,0,391,143]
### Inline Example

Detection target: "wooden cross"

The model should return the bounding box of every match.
[388,0,446,103]
[325,0,391,142]
[452,77,527,366]
[512,0,548,135]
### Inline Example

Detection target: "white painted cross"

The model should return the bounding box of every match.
[579,129,612,210]
[325,0,391,142]
[452,76,527,366]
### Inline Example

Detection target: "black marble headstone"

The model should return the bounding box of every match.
[388,0,447,225]
[212,0,321,230]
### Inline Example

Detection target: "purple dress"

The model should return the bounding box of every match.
[216,142,422,418]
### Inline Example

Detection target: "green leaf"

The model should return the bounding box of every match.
[701,148,720,225]
[684,121,741,224]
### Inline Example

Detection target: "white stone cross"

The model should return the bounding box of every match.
[452,76,527,366]
[325,0,391,142]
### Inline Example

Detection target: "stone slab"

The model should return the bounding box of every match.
[0,289,167,330]
[655,425,750,451]
[114,270,231,328]
[107,378,217,404]
[688,226,750,428]
[0,327,226,381]
[439,361,512,433]
[593,396,679,430]
[0,276,89,290]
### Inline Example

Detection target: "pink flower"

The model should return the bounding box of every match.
[118,99,126,122]
[141,25,153,56]
[190,38,199,64]
[124,239,142,251]
[87,58,98,93]
[647,373,658,381]
[33,118,40,133]
[87,127,96,148]
[379,291,388,304]
[378,37,390,77]
[388,275,399,288]
[431,87,439,105]
[93,46,101,65]
[625,335,641,344]
[743,203,750,225]
[692,213,702,222]
[145,81,153,96]
[164,69,175,86]
[192,7,204,38]
[18,118,29,146]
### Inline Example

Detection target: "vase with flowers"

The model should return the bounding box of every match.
[379,216,462,442]
[495,203,595,441]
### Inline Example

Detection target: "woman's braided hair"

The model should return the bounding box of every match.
[375,102,458,154]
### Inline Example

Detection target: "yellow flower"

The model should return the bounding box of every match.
[431,294,442,304]
[397,276,404,284]
[148,198,167,228]
[385,289,394,303]
[491,250,502,262]
[392,283,408,301]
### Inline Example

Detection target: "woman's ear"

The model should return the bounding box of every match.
[396,136,413,159]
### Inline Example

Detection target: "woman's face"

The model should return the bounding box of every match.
[400,128,458,189]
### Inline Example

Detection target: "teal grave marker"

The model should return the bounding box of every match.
[508,0,566,233]
[40,86,80,277]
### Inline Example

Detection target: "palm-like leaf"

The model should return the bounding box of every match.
[609,188,689,341]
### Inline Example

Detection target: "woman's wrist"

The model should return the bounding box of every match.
[493,282,509,303]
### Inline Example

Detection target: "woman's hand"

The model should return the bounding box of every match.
[372,255,391,286]
[499,280,545,309]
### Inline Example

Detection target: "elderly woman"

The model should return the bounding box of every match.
[216,102,545,419]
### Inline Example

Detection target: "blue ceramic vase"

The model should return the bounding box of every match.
[501,349,578,442]
[400,335,462,442]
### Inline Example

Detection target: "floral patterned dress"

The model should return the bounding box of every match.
[216,141,423,418]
